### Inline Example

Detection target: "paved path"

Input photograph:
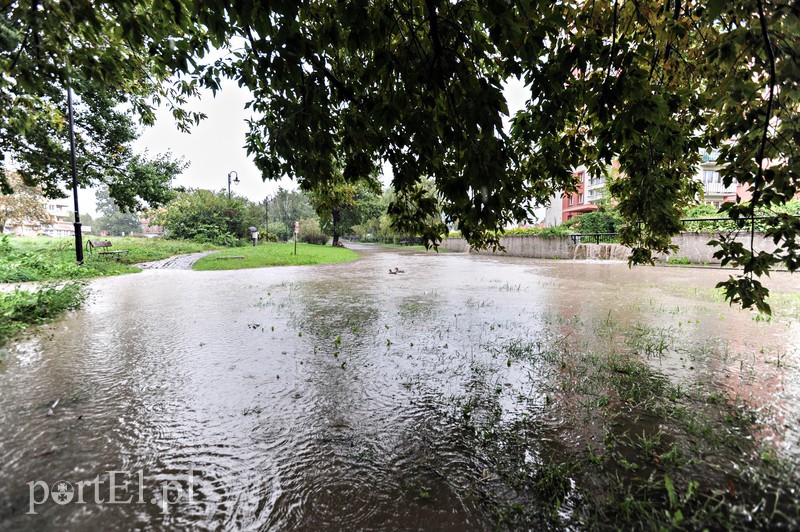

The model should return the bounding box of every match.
[136,251,217,270]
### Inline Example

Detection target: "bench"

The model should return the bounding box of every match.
[86,240,129,261]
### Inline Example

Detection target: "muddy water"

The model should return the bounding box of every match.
[1,246,798,530]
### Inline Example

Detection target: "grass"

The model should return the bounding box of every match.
[439,311,800,530]
[665,256,692,265]
[363,242,431,251]
[0,282,86,349]
[192,242,359,271]
[0,235,220,348]
[0,235,218,282]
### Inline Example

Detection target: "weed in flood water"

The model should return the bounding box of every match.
[499,282,523,292]
[625,323,674,358]
[465,297,493,309]
[430,308,800,529]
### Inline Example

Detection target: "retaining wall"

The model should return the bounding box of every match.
[440,232,777,264]
[440,234,575,259]
[661,232,779,264]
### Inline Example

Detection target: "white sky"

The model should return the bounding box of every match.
[77,76,531,217]
[131,79,294,206]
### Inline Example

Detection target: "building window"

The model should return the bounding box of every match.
[578,193,584,204]
[703,170,720,184]
[577,171,585,183]
[568,195,574,206]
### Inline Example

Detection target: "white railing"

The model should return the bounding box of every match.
[704,182,737,195]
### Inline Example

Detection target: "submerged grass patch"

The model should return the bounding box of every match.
[437,313,800,530]
[192,242,359,271]
[0,282,86,349]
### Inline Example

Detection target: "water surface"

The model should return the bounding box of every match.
[1,246,798,530]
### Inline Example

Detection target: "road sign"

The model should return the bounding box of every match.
[294,221,299,234]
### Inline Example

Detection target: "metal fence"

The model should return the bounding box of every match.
[569,233,620,245]
[569,216,795,244]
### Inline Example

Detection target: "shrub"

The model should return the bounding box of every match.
[268,222,292,242]
[681,200,800,233]
[156,189,248,245]
[504,226,572,238]
[566,209,623,234]
[298,218,330,245]
[666,256,691,265]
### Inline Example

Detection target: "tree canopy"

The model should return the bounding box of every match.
[94,185,142,236]
[0,173,49,231]
[4,0,798,312]
[1,0,203,206]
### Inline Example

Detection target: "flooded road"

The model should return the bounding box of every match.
[1,245,799,530]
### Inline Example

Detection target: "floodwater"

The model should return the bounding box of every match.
[1,245,798,530]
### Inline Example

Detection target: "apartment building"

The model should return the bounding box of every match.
[544,152,747,226]
[560,166,599,222]
[696,149,746,207]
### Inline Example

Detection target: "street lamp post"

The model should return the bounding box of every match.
[227,171,239,198]
[67,79,83,264]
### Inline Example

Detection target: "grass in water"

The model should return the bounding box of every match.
[0,283,86,349]
[441,313,800,530]
[193,242,359,271]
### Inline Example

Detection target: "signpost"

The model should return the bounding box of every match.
[294,221,299,255]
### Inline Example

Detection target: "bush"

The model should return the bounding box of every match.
[156,189,248,245]
[504,226,572,238]
[258,231,280,242]
[666,256,691,265]
[681,200,800,233]
[267,222,292,242]
[565,209,623,234]
[298,218,330,245]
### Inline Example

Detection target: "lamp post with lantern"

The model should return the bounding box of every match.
[227,171,239,198]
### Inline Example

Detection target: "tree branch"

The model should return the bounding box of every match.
[423,0,443,86]
[748,0,777,273]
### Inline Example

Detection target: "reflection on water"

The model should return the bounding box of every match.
[1,246,798,529]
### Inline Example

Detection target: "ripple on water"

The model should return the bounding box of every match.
[1,248,799,530]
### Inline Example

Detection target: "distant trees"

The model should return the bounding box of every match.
[89,153,184,236]
[308,180,383,246]
[266,188,316,240]
[0,173,50,231]
[93,186,141,236]
[351,184,444,244]
[153,184,434,247]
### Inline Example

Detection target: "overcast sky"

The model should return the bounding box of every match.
[77,76,530,216]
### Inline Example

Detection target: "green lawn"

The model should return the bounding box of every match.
[193,242,359,271]
[0,235,218,283]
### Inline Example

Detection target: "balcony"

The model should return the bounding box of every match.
[704,182,737,196]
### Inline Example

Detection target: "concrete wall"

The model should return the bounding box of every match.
[440,237,470,253]
[440,234,575,259]
[441,231,777,264]
[661,232,779,264]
